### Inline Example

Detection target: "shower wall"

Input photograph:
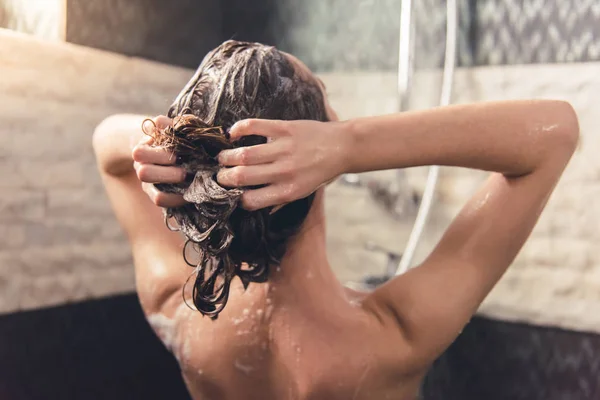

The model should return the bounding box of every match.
[267,0,600,71]
[411,0,600,332]
[0,0,65,40]
[415,0,600,67]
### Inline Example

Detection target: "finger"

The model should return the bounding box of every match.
[142,116,172,138]
[132,143,177,165]
[140,134,154,145]
[154,115,172,130]
[229,119,286,142]
[217,164,286,188]
[135,163,186,184]
[142,183,188,208]
[239,185,293,211]
[218,141,284,166]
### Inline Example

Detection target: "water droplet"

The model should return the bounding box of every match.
[234,358,254,375]
[265,304,274,319]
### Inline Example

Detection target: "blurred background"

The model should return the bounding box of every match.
[0,0,599,399]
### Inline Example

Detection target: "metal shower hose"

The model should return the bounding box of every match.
[395,0,458,275]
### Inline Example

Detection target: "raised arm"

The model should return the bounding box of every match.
[345,100,579,368]
[216,99,579,368]
[93,114,190,315]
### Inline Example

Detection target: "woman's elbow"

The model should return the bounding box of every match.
[92,117,113,170]
[92,114,131,176]
[551,101,580,153]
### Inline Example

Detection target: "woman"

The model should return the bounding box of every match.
[93,40,579,400]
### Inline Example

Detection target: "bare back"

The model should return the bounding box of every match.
[139,247,423,400]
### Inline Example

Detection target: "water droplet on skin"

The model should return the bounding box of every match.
[294,344,302,364]
[349,298,361,308]
[234,358,254,375]
[265,304,274,319]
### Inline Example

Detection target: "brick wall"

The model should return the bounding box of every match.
[0,30,191,313]
[1,30,598,333]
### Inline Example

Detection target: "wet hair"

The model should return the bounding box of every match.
[145,40,328,319]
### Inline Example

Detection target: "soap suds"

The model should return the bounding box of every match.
[147,313,176,351]
[181,333,193,363]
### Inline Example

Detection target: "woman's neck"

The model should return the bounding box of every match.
[266,193,348,308]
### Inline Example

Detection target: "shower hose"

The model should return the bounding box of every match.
[395,0,458,275]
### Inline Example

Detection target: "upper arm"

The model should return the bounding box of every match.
[94,115,190,315]
[368,120,578,368]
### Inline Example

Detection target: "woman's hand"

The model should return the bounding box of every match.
[217,118,349,210]
[132,116,189,208]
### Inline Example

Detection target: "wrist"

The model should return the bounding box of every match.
[335,118,358,174]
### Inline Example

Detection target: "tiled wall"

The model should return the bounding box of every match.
[0,30,191,314]
[263,0,600,71]
[415,0,600,68]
